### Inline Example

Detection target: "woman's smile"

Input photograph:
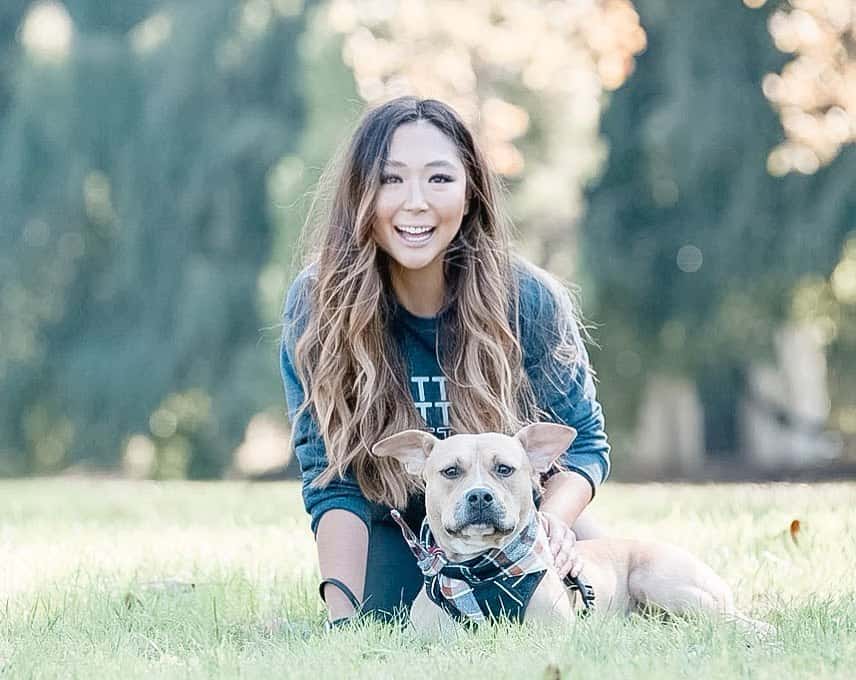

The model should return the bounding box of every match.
[394,224,437,246]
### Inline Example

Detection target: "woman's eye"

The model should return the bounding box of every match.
[381,174,452,184]
[441,466,460,479]
[495,464,514,477]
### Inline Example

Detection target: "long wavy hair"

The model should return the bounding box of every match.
[291,96,582,508]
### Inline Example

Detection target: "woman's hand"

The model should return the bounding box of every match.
[541,511,583,579]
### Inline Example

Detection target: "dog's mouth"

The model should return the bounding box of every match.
[446,520,515,538]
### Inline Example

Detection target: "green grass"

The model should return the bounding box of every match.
[1,479,855,679]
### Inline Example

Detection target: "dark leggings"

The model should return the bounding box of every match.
[361,519,424,620]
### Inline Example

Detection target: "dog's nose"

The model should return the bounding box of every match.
[466,487,494,509]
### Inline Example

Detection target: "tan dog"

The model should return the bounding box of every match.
[372,423,772,636]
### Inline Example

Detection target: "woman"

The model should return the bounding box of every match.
[280,96,610,626]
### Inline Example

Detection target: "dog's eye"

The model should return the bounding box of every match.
[495,464,515,477]
[440,466,461,479]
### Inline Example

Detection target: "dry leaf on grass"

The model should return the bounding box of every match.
[789,519,801,545]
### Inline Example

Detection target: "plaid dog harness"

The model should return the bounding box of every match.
[391,509,591,625]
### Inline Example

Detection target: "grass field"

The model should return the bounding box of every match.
[1,479,855,679]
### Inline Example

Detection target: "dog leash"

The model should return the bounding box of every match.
[389,508,449,574]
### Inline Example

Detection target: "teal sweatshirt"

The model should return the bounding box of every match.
[280,264,611,534]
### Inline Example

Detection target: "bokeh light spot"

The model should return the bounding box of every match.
[832,258,856,304]
[19,1,73,62]
[150,409,178,439]
[677,244,703,273]
[123,435,157,479]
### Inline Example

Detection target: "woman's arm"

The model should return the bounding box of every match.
[316,509,369,620]
[534,356,608,575]
[518,267,611,495]
[539,470,592,527]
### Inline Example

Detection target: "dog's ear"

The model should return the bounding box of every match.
[514,423,577,473]
[371,429,439,476]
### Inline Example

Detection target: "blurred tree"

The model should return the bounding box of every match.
[753,0,856,455]
[583,0,856,462]
[1,0,309,476]
[753,0,856,175]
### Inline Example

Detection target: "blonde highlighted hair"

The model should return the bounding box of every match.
[291,97,583,508]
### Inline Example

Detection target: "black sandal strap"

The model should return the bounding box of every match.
[318,578,362,611]
[563,574,596,612]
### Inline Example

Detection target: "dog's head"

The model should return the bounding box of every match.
[371,423,576,558]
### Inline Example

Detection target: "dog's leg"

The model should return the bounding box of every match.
[525,571,576,624]
[629,567,733,614]
[409,588,462,638]
[627,543,774,637]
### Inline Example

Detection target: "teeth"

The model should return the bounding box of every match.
[397,225,434,235]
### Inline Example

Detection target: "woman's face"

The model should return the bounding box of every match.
[372,120,469,275]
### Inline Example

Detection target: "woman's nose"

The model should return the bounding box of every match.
[403,180,429,211]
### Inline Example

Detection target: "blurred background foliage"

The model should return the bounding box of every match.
[1,0,854,479]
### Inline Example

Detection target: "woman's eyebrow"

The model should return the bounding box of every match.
[384,159,458,169]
